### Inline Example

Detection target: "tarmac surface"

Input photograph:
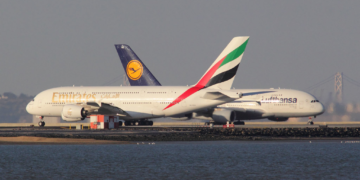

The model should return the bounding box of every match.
[2,122,360,128]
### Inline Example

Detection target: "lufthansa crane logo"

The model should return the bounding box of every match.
[126,60,143,80]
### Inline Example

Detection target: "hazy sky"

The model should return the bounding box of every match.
[0,1,359,103]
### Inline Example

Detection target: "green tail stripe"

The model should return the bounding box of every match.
[219,38,249,68]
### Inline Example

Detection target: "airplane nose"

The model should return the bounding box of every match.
[26,102,33,114]
[317,103,325,115]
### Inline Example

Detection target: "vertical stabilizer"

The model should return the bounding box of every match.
[163,37,249,110]
[195,36,249,90]
[115,44,161,86]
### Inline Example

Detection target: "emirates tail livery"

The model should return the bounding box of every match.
[27,37,251,126]
[118,39,325,125]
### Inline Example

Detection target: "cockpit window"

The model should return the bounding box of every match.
[311,100,319,103]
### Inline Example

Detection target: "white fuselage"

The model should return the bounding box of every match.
[216,89,324,120]
[26,86,238,120]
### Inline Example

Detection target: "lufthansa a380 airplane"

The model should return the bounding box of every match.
[27,36,255,126]
[117,41,325,125]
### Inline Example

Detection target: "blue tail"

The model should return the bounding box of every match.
[115,44,161,86]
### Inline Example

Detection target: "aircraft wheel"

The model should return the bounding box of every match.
[38,121,45,127]
[209,122,214,128]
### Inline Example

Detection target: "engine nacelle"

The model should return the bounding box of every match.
[212,109,236,124]
[171,113,193,121]
[61,105,87,121]
[268,117,289,122]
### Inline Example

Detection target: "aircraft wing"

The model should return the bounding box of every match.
[201,91,241,100]
[202,90,275,100]
[86,102,130,117]
[242,90,275,96]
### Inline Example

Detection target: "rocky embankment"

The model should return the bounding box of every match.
[1,127,360,141]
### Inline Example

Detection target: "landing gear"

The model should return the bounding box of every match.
[233,121,245,125]
[124,120,153,126]
[37,116,45,127]
[38,121,45,127]
[209,122,214,126]
[307,117,314,125]
[143,121,153,126]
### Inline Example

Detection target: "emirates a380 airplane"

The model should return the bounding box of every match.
[117,39,325,125]
[27,37,256,126]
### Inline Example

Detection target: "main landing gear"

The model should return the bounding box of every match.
[207,121,245,126]
[233,121,245,125]
[124,120,153,126]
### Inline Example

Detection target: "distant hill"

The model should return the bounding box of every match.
[0,92,33,123]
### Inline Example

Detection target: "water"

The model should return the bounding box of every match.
[0,141,359,179]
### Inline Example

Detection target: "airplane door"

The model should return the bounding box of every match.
[153,101,159,107]
[140,90,146,98]
[37,99,42,108]
[169,89,177,101]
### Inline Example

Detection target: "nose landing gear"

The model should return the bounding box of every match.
[37,116,45,127]
[307,117,314,125]
[38,121,45,127]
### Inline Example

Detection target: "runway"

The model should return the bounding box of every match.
[1,122,360,129]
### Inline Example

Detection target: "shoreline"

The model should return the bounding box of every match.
[1,136,360,145]
[0,136,132,145]
[0,127,360,144]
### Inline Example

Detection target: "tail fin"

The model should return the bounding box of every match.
[195,36,249,90]
[115,44,161,86]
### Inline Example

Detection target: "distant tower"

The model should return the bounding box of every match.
[335,72,343,104]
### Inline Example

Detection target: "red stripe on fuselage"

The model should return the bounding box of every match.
[163,56,226,110]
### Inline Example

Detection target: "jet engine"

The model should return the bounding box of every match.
[267,117,289,121]
[61,105,88,121]
[212,109,236,124]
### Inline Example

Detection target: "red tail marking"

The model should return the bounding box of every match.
[163,56,226,110]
